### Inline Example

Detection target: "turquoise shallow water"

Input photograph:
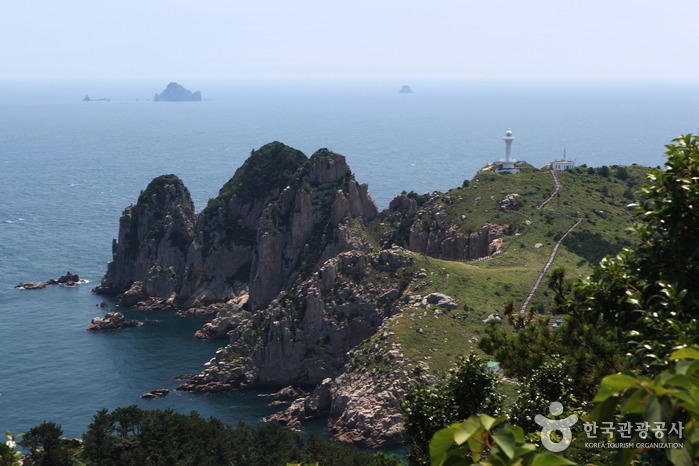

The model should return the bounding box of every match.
[0,81,697,439]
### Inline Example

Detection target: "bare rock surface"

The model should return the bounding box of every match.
[16,272,81,289]
[382,192,505,260]
[86,312,139,331]
[141,389,169,399]
[422,292,459,310]
[177,248,415,392]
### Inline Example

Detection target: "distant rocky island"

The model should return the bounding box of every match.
[153,82,202,102]
[399,85,414,94]
[83,95,110,102]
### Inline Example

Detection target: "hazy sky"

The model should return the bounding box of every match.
[3,0,698,83]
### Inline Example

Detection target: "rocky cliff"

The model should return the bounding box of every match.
[177,247,425,446]
[381,192,504,260]
[93,174,196,307]
[177,248,415,391]
[94,142,379,313]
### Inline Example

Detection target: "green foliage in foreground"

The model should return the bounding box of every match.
[11,407,399,466]
[400,355,503,465]
[1,430,22,465]
[430,346,699,465]
[426,134,699,465]
[18,421,80,465]
[430,413,574,466]
[585,346,699,465]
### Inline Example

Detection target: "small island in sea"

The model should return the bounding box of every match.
[153,82,202,101]
[399,85,414,94]
[83,95,110,102]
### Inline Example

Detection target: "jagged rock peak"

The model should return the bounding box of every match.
[306,148,352,185]
[93,174,196,304]
[153,82,202,101]
[204,142,307,209]
[95,142,379,313]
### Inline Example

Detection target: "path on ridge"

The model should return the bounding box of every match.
[520,170,581,314]
[519,216,582,314]
[537,170,562,210]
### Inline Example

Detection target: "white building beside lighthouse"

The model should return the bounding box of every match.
[496,129,520,173]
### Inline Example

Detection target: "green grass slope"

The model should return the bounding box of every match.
[365,164,650,380]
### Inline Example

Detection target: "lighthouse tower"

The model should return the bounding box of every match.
[497,128,519,173]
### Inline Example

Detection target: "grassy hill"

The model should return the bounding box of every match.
[361,163,650,382]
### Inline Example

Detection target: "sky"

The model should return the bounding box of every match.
[2,0,698,83]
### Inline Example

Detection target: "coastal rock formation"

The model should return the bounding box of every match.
[153,82,202,102]
[177,248,415,392]
[16,272,81,289]
[93,142,488,447]
[409,216,503,261]
[94,143,379,314]
[261,285,442,448]
[86,312,139,331]
[327,370,406,447]
[175,247,421,447]
[267,370,407,447]
[141,389,169,399]
[381,192,504,260]
[258,385,309,408]
[92,175,196,308]
[265,378,333,429]
[194,294,249,339]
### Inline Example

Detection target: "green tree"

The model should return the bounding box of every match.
[400,355,502,465]
[508,357,579,434]
[1,431,22,466]
[614,165,629,181]
[431,346,699,465]
[572,133,699,376]
[78,406,398,465]
[19,422,73,466]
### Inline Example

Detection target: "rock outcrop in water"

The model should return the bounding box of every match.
[92,175,196,308]
[16,272,81,289]
[86,312,140,331]
[153,82,202,102]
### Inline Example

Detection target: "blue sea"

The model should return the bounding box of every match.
[1,80,697,440]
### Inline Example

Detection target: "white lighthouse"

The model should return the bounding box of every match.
[497,128,519,173]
